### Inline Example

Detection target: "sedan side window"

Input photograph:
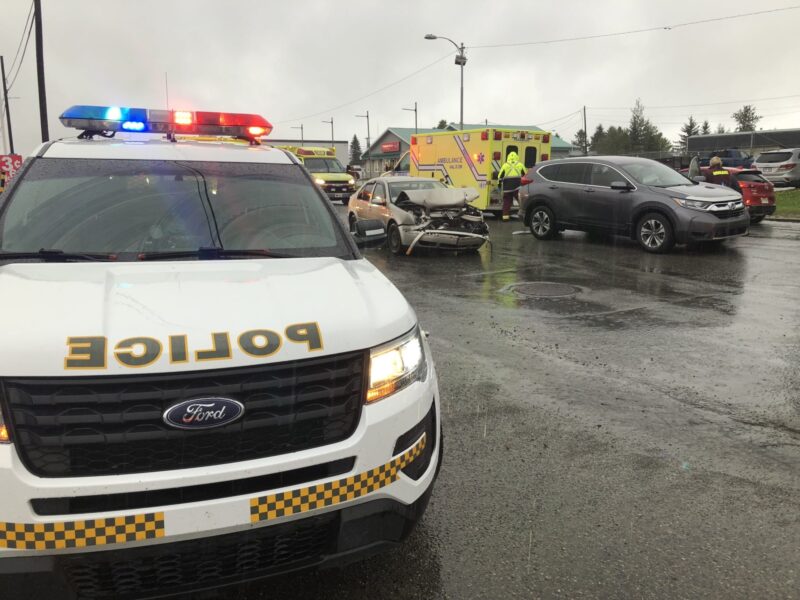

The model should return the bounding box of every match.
[591,164,623,188]
[371,182,387,204]
[359,182,375,201]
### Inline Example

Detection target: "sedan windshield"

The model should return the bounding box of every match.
[303,158,345,173]
[0,158,351,259]
[388,180,446,202]
[621,161,694,187]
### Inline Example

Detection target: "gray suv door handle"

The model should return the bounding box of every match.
[585,188,595,193]
[548,184,559,189]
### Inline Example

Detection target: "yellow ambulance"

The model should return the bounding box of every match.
[276,146,356,202]
[396,128,552,212]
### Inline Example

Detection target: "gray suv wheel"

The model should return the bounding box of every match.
[637,212,675,253]
[529,206,557,240]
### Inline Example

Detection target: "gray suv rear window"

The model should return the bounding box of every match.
[757,152,792,163]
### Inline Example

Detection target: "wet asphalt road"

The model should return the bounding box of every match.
[237,215,800,600]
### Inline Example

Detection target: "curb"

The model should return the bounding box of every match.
[766,217,800,223]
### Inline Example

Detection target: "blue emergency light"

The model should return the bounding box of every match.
[59,105,273,139]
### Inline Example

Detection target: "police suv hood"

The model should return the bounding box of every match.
[0,258,416,377]
[654,183,741,201]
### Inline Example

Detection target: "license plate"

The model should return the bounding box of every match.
[333,193,348,199]
[763,167,773,172]
[761,198,769,204]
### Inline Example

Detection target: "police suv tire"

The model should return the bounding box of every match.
[637,212,675,253]
[529,205,557,240]
[388,222,406,255]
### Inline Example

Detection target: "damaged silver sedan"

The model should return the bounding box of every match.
[347,177,489,255]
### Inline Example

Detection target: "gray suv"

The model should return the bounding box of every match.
[519,156,750,253]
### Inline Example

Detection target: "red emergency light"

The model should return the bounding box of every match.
[59,105,273,141]
[543,134,550,144]
[494,131,502,141]
[481,131,488,141]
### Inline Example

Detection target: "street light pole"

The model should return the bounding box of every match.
[402,102,418,134]
[33,0,49,142]
[292,124,304,145]
[322,117,334,148]
[425,34,467,131]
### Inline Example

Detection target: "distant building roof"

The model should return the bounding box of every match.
[688,128,800,152]
[446,123,572,149]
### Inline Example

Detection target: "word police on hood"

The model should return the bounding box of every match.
[64,323,323,370]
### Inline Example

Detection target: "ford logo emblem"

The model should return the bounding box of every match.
[163,397,245,430]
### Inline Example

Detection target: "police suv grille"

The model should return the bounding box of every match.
[2,351,365,478]
[61,513,337,599]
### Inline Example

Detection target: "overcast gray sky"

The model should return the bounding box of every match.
[2,0,798,156]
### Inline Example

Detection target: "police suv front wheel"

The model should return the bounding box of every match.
[529,206,557,240]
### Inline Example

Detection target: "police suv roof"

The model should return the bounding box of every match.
[36,137,295,164]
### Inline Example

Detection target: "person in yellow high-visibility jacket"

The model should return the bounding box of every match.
[498,152,526,221]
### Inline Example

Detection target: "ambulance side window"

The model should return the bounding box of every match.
[524,147,537,168]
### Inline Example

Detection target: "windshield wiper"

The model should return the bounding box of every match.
[137,247,294,261]
[0,249,117,262]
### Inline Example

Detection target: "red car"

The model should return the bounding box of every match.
[684,167,776,224]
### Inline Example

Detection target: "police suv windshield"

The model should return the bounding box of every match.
[0,158,352,259]
[303,158,345,173]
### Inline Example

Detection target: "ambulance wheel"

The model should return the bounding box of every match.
[529,206,557,240]
[388,222,406,255]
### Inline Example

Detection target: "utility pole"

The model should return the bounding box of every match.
[402,102,418,134]
[322,117,334,148]
[1,56,14,154]
[33,0,49,142]
[582,106,588,156]
[291,124,304,145]
[356,111,370,174]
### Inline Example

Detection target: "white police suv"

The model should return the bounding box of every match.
[0,106,441,599]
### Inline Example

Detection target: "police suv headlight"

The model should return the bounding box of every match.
[367,328,427,403]
[672,197,708,211]
[314,178,326,185]
[348,178,355,185]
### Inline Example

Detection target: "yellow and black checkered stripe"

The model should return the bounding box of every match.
[250,434,427,523]
[0,512,165,551]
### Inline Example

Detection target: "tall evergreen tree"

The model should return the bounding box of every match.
[589,124,606,153]
[349,134,363,165]
[436,119,448,129]
[677,116,700,151]
[716,124,726,134]
[572,129,587,154]
[701,120,711,135]
[732,105,761,132]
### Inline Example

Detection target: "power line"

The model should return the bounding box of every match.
[7,2,34,76]
[274,51,455,124]
[7,11,35,91]
[468,6,800,49]
[589,93,800,111]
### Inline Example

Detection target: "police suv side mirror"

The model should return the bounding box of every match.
[610,181,633,191]
[352,219,387,248]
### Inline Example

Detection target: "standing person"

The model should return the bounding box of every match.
[705,156,733,187]
[498,151,526,221]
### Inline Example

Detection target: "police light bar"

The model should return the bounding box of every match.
[59,105,273,139]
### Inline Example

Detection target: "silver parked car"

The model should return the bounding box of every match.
[752,149,800,187]
[346,177,489,255]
